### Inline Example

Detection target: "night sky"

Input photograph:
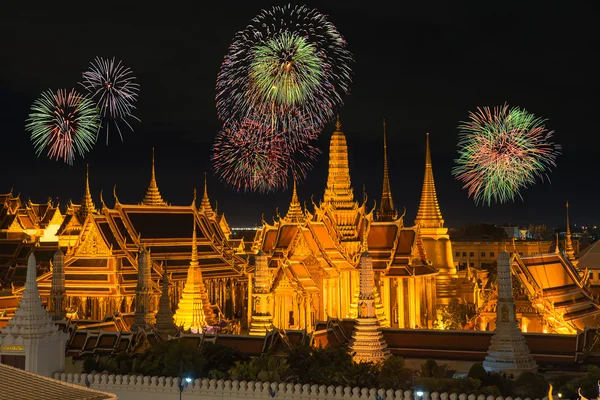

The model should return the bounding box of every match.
[0,2,596,228]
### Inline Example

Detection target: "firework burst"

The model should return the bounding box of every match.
[81,57,140,144]
[216,4,353,141]
[211,117,319,193]
[452,105,561,206]
[26,89,100,165]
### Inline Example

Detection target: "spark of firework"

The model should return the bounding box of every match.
[81,57,140,144]
[216,4,353,141]
[452,104,561,206]
[25,89,100,165]
[211,117,319,193]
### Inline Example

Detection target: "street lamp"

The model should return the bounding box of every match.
[179,377,192,400]
[416,391,424,400]
[558,393,562,398]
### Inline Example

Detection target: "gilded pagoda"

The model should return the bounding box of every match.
[0,119,598,340]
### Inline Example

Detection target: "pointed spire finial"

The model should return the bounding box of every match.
[564,200,577,264]
[191,219,198,267]
[201,173,214,214]
[284,178,304,223]
[555,232,560,253]
[377,118,397,222]
[78,163,96,219]
[335,114,342,131]
[192,188,197,205]
[142,148,168,206]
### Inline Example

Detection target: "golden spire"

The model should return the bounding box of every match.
[362,215,369,254]
[284,179,304,223]
[155,260,178,338]
[415,133,444,228]
[564,201,577,265]
[555,232,560,253]
[173,220,215,331]
[377,119,398,222]
[323,116,356,208]
[142,148,168,206]
[200,173,214,215]
[191,220,198,267]
[78,164,96,220]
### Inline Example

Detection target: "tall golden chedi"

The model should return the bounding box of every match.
[174,222,215,332]
[48,250,66,321]
[414,133,457,305]
[248,250,274,336]
[320,116,365,256]
[348,225,391,364]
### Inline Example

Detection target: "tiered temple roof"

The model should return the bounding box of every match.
[141,148,168,207]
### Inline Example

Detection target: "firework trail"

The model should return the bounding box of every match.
[211,116,319,193]
[26,89,100,165]
[81,57,140,144]
[452,104,561,206]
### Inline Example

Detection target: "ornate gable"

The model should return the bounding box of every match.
[76,220,111,256]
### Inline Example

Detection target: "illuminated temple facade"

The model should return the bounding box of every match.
[0,120,599,340]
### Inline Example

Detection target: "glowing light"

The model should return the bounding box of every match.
[26,89,100,165]
[452,104,561,206]
[81,57,140,144]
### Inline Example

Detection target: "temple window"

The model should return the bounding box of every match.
[481,252,486,257]
[469,252,474,257]
[490,252,495,258]
[455,252,460,257]
[462,252,466,257]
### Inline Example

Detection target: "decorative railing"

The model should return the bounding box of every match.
[53,373,545,400]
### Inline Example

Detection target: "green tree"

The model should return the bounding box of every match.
[421,359,448,378]
[467,363,488,381]
[287,344,353,385]
[512,372,548,400]
[344,362,381,388]
[377,357,414,391]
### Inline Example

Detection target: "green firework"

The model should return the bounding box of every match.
[249,32,323,108]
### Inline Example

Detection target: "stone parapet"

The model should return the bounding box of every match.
[54,373,545,400]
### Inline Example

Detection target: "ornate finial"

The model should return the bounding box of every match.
[555,232,560,253]
[335,114,342,131]
[78,163,96,219]
[362,215,369,253]
[113,185,120,205]
[564,200,577,264]
[142,148,168,206]
[192,188,197,206]
[99,190,105,210]
[188,221,199,269]
[200,173,214,214]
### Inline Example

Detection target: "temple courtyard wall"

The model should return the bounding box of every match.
[55,373,550,400]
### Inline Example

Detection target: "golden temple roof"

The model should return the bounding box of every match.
[376,119,398,222]
[284,180,304,223]
[77,164,97,220]
[322,116,356,210]
[141,148,168,207]
[415,133,444,228]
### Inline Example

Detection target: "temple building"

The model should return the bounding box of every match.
[0,118,599,356]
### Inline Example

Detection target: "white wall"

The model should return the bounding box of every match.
[54,373,546,400]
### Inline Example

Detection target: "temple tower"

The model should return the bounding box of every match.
[414,133,457,305]
[174,222,215,332]
[483,252,537,375]
[141,148,168,206]
[376,119,398,222]
[348,233,391,363]
[48,250,66,320]
[319,116,363,255]
[249,250,274,336]
[154,263,178,338]
[564,201,578,266]
[0,253,69,376]
[283,180,304,223]
[132,248,155,330]
[77,164,96,220]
